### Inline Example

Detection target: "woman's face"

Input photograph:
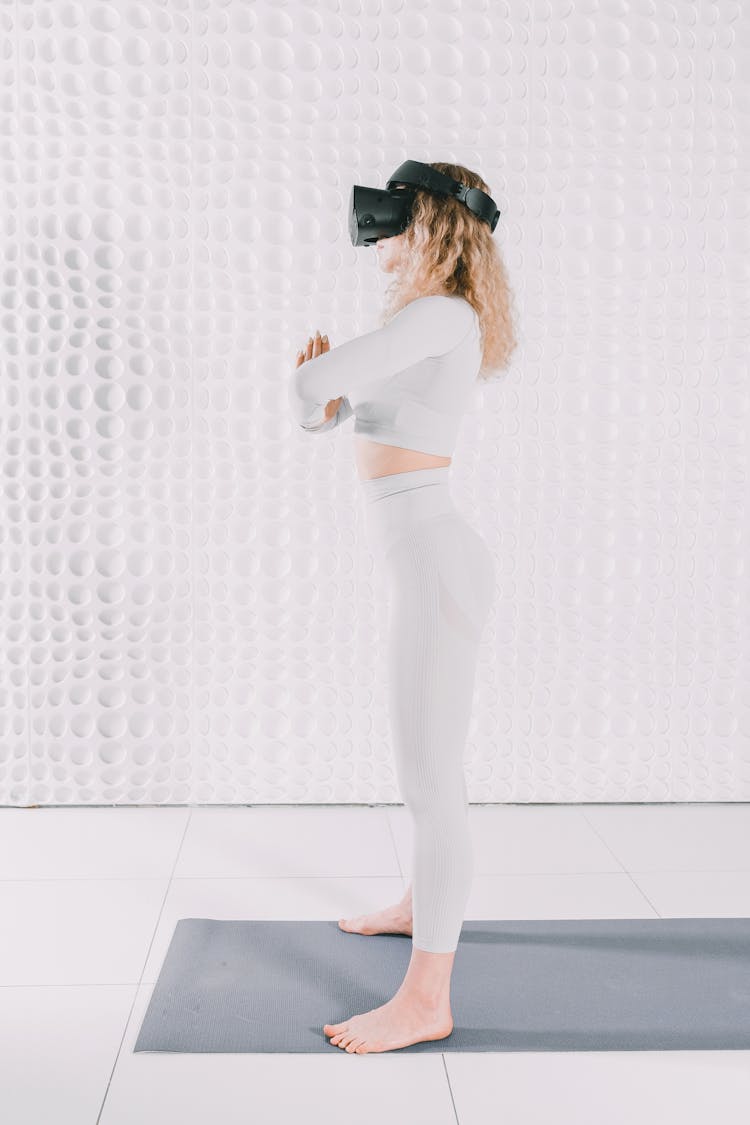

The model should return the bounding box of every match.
[375,232,408,274]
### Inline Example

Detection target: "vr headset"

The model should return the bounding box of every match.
[349,159,500,247]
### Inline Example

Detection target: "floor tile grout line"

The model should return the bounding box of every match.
[95,806,195,1124]
[441,1052,461,1124]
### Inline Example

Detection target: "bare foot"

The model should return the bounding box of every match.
[338,900,412,937]
[324,994,453,1054]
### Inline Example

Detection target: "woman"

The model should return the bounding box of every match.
[289,161,518,1053]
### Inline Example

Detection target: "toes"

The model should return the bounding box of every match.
[346,1038,362,1052]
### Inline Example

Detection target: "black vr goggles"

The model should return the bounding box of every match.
[349,159,500,247]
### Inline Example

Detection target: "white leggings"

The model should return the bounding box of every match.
[360,466,496,953]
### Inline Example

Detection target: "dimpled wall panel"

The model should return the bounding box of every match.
[1,0,749,808]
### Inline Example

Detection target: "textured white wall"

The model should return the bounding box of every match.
[2,1,749,807]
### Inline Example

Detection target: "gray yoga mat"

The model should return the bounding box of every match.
[134,917,750,1053]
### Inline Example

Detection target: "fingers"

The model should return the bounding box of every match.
[323,395,342,420]
[322,396,342,421]
[294,337,314,367]
[296,331,330,366]
[311,330,330,358]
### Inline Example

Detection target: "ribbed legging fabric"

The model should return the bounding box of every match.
[360,466,496,953]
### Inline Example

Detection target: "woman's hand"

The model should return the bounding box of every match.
[295,330,343,421]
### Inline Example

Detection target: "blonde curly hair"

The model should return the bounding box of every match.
[378,161,518,381]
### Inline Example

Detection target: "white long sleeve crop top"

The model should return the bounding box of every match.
[288,294,483,458]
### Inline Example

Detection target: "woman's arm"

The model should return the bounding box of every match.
[300,395,354,433]
[288,295,475,431]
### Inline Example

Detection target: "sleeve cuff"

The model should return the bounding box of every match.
[299,396,353,433]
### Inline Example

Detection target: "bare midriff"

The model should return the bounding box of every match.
[355,435,452,481]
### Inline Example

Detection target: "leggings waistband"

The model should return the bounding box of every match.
[359,465,454,505]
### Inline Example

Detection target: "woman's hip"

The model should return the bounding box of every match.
[360,467,496,638]
[360,465,459,556]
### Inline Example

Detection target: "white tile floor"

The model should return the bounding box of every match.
[2,802,750,1125]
